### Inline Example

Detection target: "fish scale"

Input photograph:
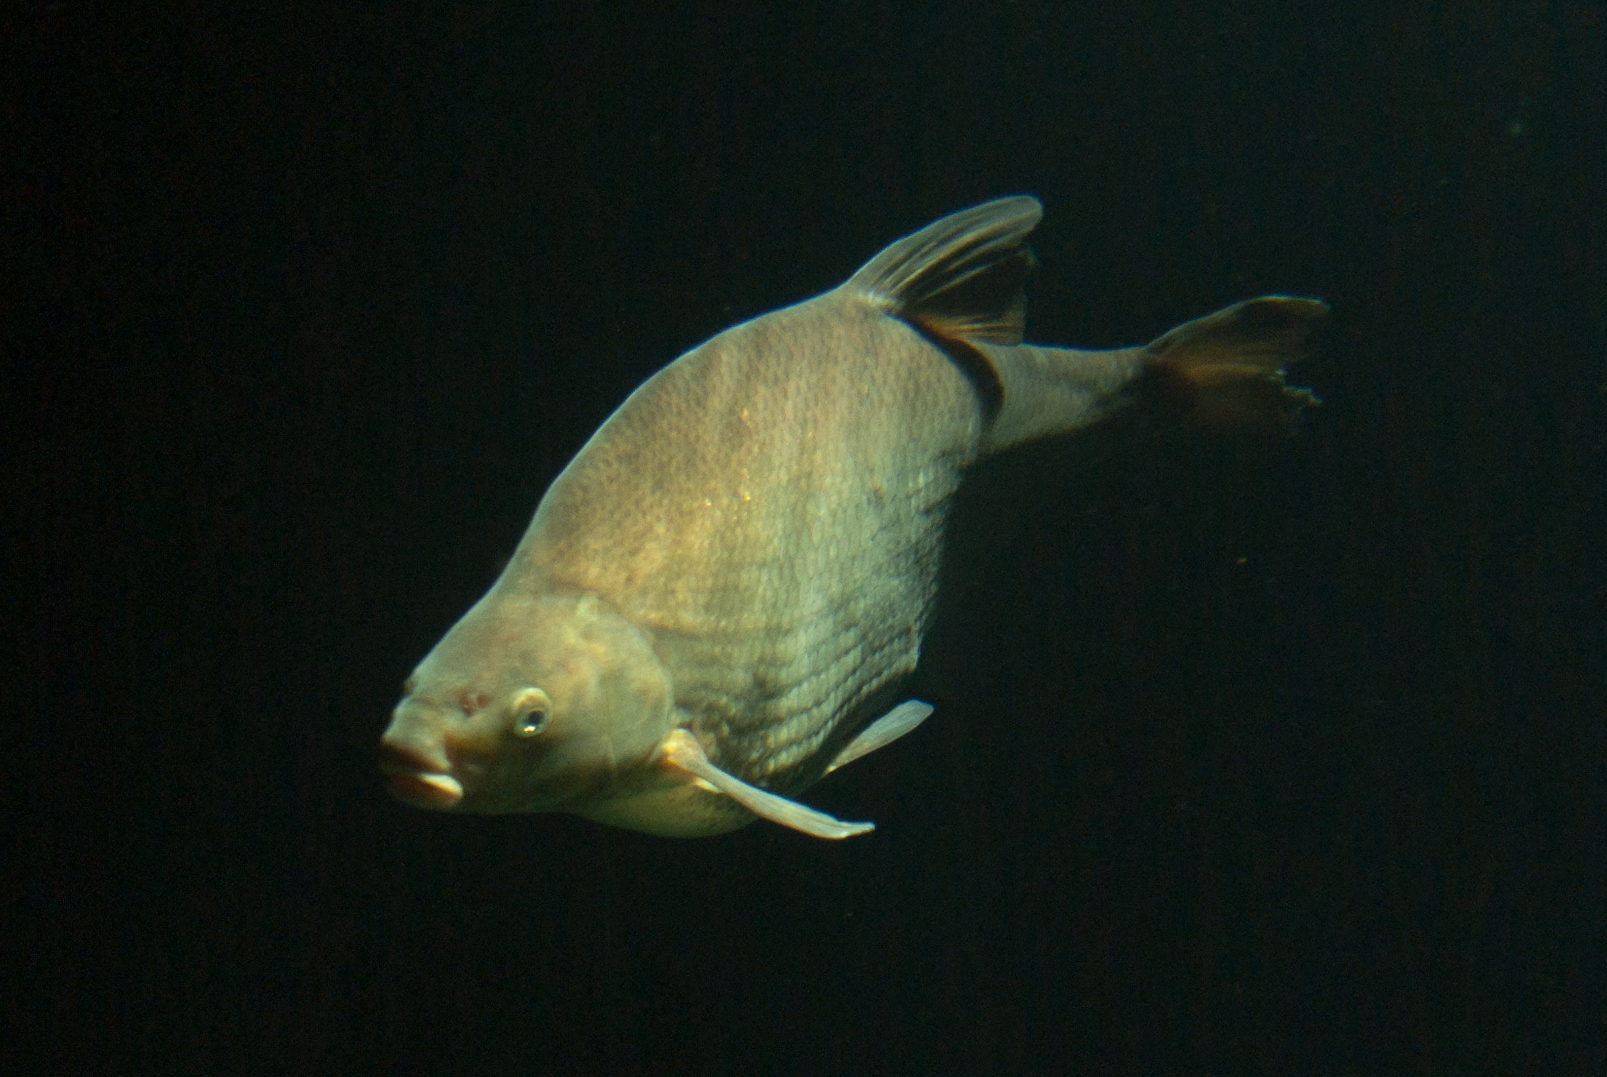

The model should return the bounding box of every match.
[380,196,1326,838]
[527,298,977,789]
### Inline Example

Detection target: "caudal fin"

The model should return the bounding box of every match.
[1146,296,1327,432]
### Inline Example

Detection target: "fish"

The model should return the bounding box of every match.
[379,196,1325,839]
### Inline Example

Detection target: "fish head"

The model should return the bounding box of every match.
[380,590,675,814]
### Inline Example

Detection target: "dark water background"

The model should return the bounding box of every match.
[17,2,1607,1073]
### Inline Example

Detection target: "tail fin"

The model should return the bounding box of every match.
[1146,296,1327,432]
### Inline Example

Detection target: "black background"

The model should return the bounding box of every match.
[16,2,1607,1074]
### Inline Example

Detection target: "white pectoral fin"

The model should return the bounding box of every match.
[825,700,934,774]
[660,729,874,840]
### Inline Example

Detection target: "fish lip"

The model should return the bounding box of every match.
[379,738,464,809]
[384,770,465,810]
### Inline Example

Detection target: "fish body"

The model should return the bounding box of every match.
[380,197,1325,838]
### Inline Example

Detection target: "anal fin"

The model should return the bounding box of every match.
[659,730,874,840]
[825,700,933,775]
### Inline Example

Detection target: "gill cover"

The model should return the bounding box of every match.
[383,590,677,814]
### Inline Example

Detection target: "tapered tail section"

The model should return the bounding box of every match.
[1146,296,1328,432]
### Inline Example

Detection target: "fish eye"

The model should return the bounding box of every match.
[510,687,552,738]
[517,706,548,737]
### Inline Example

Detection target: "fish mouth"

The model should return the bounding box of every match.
[385,770,465,810]
[380,740,465,809]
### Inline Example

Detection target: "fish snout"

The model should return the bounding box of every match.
[379,734,465,810]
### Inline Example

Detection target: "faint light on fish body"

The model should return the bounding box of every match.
[379,197,1325,839]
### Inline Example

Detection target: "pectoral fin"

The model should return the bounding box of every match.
[825,700,933,775]
[659,729,874,840]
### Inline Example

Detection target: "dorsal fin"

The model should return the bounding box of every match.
[846,196,1043,346]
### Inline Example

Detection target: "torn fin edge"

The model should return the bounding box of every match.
[1145,295,1328,432]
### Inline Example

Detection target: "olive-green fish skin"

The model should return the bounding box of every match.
[521,293,983,789]
[379,196,1326,838]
